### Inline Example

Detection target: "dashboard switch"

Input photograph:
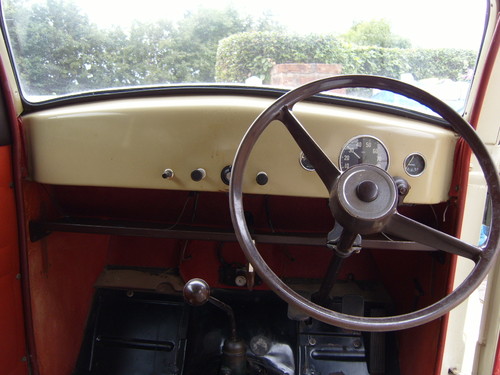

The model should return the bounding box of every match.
[162,169,174,179]
[191,168,206,182]
[256,172,268,186]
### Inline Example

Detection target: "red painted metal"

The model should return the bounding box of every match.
[0,146,28,375]
[0,50,39,375]
[494,332,500,375]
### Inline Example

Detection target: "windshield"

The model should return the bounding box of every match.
[1,0,488,112]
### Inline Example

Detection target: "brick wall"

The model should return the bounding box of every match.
[270,63,343,88]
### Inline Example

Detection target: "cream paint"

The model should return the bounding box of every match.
[440,3,500,373]
[22,95,458,204]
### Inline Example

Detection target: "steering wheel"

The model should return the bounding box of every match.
[229,75,500,332]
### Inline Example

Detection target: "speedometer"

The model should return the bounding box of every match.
[339,135,389,171]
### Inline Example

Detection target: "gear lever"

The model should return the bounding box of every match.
[183,278,247,375]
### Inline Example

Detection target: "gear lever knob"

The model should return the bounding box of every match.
[183,278,211,306]
[183,278,238,339]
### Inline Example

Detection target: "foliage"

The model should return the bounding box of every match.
[216,32,476,84]
[5,0,102,95]
[167,8,259,83]
[4,0,278,95]
[403,48,475,81]
[341,19,411,49]
[3,0,476,97]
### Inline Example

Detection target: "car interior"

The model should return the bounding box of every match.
[0,1,499,375]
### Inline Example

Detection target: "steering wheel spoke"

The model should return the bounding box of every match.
[384,212,483,262]
[280,106,340,191]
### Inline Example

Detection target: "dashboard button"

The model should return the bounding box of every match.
[256,172,268,185]
[191,168,206,181]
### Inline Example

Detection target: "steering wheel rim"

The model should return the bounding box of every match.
[229,75,500,332]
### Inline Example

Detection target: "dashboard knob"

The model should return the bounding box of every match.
[221,165,232,186]
[162,169,174,179]
[256,172,268,186]
[191,168,206,182]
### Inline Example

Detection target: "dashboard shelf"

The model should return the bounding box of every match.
[29,217,435,252]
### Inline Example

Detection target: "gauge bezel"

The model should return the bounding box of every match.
[299,151,315,172]
[403,153,426,177]
[338,135,390,172]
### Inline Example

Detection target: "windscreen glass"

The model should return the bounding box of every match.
[1,0,488,112]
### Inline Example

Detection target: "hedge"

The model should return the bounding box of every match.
[215,32,476,83]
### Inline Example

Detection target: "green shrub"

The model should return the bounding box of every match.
[216,32,476,83]
[403,48,476,81]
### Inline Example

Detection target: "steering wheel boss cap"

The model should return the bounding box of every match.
[330,165,398,235]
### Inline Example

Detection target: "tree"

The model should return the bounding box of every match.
[5,0,107,95]
[342,19,411,48]
[113,20,176,85]
[168,7,277,83]
[4,0,281,94]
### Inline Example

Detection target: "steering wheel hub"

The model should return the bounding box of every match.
[330,165,398,235]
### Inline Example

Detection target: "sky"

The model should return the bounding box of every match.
[73,0,488,50]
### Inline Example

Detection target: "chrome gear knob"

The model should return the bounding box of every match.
[183,278,211,306]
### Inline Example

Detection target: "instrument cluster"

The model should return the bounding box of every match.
[299,135,426,177]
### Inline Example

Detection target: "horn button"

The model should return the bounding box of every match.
[330,165,398,235]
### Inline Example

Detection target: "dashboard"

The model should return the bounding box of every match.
[22,95,458,204]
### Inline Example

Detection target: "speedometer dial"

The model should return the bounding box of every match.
[339,136,389,171]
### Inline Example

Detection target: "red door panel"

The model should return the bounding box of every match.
[0,145,28,375]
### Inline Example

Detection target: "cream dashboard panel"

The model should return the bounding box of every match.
[22,95,458,204]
